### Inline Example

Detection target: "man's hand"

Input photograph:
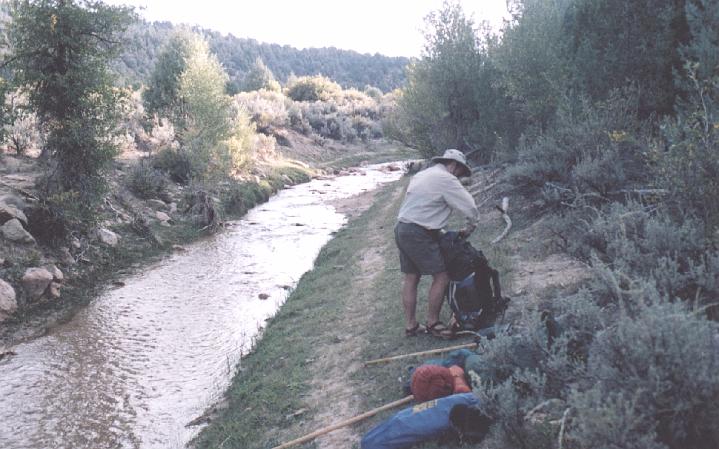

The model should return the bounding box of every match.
[458,224,476,239]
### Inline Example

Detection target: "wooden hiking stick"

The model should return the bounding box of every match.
[271,395,415,449]
[363,342,478,366]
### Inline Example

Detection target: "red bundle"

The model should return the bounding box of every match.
[410,365,454,402]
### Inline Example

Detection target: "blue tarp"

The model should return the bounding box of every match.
[361,393,479,449]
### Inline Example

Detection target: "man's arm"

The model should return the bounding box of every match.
[442,177,479,236]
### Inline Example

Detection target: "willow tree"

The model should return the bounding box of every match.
[6,0,135,204]
[145,31,254,179]
[394,1,514,161]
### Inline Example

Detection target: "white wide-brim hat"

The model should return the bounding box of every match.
[431,149,471,177]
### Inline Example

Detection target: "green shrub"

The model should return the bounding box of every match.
[476,290,719,449]
[285,75,341,102]
[569,300,719,449]
[126,159,170,201]
[153,148,198,184]
[505,90,648,199]
[221,179,271,216]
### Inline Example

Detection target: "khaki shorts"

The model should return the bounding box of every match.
[394,222,446,275]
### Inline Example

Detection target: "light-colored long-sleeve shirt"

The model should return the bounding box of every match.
[397,163,478,230]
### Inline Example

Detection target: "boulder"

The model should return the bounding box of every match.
[97,228,119,247]
[0,203,28,226]
[0,279,17,321]
[21,267,53,301]
[147,199,168,211]
[156,211,171,222]
[1,218,35,244]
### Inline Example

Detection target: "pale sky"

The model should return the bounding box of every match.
[105,0,510,57]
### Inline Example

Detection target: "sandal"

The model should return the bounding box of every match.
[405,323,427,337]
[427,321,453,339]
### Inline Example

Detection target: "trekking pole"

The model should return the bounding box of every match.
[271,395,414,449]
[363,342,478,366]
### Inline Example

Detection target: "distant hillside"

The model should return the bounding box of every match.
[113,21,410,93]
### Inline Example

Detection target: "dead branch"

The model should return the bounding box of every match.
[558,407,571,449]
[491,197,511,245]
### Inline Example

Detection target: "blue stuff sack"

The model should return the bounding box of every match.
[361,393,479,449]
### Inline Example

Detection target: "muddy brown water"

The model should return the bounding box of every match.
[0,164,405,449]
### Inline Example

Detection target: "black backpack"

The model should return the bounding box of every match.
[439,231,509,331]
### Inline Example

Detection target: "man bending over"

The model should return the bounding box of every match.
[394,149,479,338]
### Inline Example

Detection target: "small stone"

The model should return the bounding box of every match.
[159,220,171,227]
[147,199,167,211]
[0,279,18,321]
[169,202,178,214]
[258,293,269,300]
[21,267,53,301]
[1,218,35,244]
[48,282,62,299]
[156,211,171,222]
[172,245,187,252]
[46,264,64,282]
[97,228,119,247]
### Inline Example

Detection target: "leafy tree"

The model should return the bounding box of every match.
[6,0,135,203]
[494,0,574,131]
[394,1,515,160]
[146,31,253,179]
[566,0,688,117]
[142,29,202,120]
[241,57,280,92]
[176,37,234,164]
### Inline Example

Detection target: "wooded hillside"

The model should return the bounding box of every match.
[112,20,410,93]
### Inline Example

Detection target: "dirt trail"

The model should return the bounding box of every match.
[303,187,405,448]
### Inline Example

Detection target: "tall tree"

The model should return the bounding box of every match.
[395,1,513,160]
[6,0,135,203]
[145,31,253,179]
[566,0,688,117]
[241,57,280,92]
[142,29,201,120]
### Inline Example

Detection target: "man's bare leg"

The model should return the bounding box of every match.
[427,271,450,325]
[402,273,421,329]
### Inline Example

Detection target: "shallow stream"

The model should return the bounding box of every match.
[0,164,404,449]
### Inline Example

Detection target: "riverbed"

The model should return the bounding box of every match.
[0,164,405,449]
